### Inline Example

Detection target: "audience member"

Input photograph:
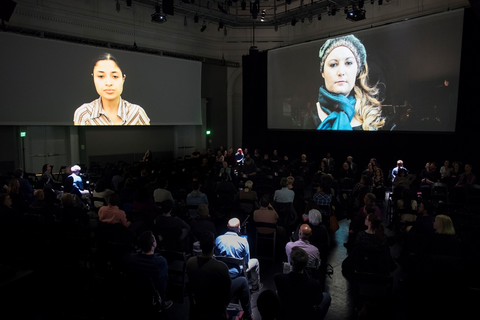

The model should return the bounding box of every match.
[66,165,90,196]
[273,177,294,204]
[257,289,280,320]
[342,213,394,277]
[215,173,237,200]
[14,169,34,203]
[186,231,252,320]
[123,231,173,310]
[243,157,258,177]
[93,179,114,208]
[153,178,174,203]
[98,193,131,227]
[155,200,190,250]
[274,247,331,320]
[219,161,233,181]
[254,195,280,234]
[215,218,261,291]
[391,160,408,182]
[285,224,320,269]
[187,182,209,216]
[189,204,217,241]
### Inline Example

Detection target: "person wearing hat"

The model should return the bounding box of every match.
[317,34,385,131]
[215,217,262,292]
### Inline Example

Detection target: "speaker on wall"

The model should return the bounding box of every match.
[0,0,16,22]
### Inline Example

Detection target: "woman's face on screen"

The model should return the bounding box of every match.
[93,60,125,102]
[322,46,358,96]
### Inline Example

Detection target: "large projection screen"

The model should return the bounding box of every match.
[0,32,202,126]
[268,10,464,132]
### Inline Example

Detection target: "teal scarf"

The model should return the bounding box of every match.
[317,86,356,130]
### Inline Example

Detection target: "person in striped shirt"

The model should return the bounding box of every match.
[73,53,150,125]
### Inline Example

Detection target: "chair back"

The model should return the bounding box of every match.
[214,255,247,277]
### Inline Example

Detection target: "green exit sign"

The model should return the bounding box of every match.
[20,131,26,137]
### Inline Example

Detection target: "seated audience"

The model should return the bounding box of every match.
[274,247,331,320]
[186,232,252,320]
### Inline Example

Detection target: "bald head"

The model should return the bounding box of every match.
[227,218,241,232]
[298,224,312,241]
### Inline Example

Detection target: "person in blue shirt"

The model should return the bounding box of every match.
[215,218,261,291]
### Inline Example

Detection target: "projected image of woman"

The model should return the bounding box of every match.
[316,35,384,130]
[73,53,150,125]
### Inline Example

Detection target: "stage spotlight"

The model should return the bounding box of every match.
[201,21,206,32]
[317,13,322,20]
[126,0,132,6]
[116,0,120,13]
[286,0,291,4]
[194,14,199,23]
[332,7,337,16]
[219,21,224,29]
[274,23,278,31]
[291,17,297,26]
[359,1,364,9]
[378,0,383,5]
[241,1,246,10]
[260,9,266,22]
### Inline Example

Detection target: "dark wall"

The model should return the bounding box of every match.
[202,64,229,150]
[242,8,480,175]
